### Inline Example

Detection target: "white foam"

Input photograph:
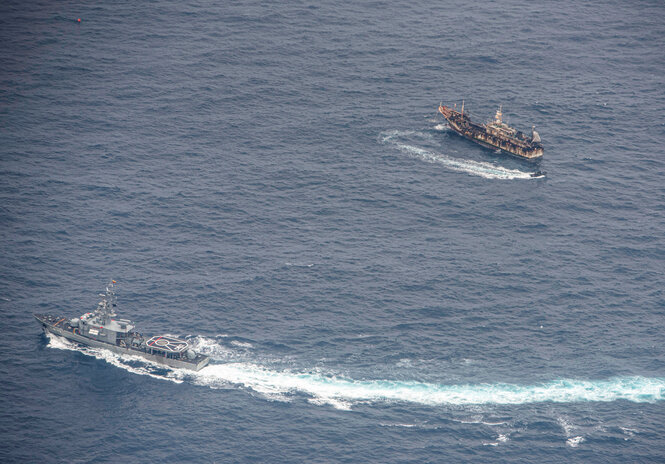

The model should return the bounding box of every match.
[380,130,536,180]
[455,415,508,426]
[481,430,511,446]
[184,362,665,409]
[46,334,665,411]
[482,420,509,426]
[558,416,576,436]
[380,423,419,428]
[307,396,353,410]
[620,426,636,438]
[566,436,585,447]
[231,340,254,349]
[187,335,236,361]
[46,332,80,352]
[558,415,588,447]
[285,262,314,267]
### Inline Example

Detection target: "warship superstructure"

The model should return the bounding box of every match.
[35,281,209,371]
[438,102,543,159]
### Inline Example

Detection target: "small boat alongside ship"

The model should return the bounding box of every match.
[35,281,209,371]
[438,101,543,159]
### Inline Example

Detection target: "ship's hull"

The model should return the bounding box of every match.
[35,315,209,371]
[455,128,544,159]
[439,105,543,159]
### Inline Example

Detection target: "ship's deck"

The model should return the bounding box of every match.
[146,335,189,353]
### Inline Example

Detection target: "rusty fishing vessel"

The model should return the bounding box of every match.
[35,281,210,371]
[438,102,543,159]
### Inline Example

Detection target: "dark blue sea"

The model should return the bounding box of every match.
[2,0,665,462]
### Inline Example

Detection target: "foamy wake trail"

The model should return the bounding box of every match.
[47,334,665,410]
[186,364,665,408]
[380,130,535,180]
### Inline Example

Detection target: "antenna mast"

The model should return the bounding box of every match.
[96,280,117,325]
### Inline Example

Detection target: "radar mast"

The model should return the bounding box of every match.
[494,105,503,124]
[95,280,117,325]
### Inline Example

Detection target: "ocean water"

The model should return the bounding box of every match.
[1,0,665,462]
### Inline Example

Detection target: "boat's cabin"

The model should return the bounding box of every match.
[486,106,517,137]
[75,312,136,345]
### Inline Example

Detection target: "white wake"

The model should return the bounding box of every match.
[47,334,665,410]
[380,130,538,180]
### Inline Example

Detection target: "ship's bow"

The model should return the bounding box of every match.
[438,104,453,119]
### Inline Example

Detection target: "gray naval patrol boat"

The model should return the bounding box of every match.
[35,281,209,371]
